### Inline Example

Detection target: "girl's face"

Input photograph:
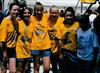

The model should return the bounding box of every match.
[65,11,73,20]
[35,5,43,18]
[23,9,31,21]
[49,7,59,21]
[10,5,19,18]
[64,11,74,25]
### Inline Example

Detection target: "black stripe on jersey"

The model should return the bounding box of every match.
[7,31,17,45]
[7,32,15,42]
[7,32,14,41]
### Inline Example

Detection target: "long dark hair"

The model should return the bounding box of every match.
[21,7,32,19]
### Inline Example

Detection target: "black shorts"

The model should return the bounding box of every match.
[6,47,16,58]
[0,48,3,61]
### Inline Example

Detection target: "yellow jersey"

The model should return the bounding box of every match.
[61,21,79,51]
[31,14,51,50]
[0,17,18,48]
[16,18,34,58]
[47,17,64,53]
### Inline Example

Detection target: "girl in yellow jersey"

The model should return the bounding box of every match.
[16,7,33,73]
[0,3,19,73]
[31,2,51,73]
[60,7,79,73]
[47,5,64,73]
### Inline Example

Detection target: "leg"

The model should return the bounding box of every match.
[23,61,31,73]
[43,56,50,73]
[34,56,40,73]
[84,61,94,73]
[78,59,94,73]
[26,61,31,73]
[16,60,24,73]
[9,58,16,73]
[16,58,31,73]
[1,60,8,73]
[6,48,16,73]
[96,63,100,73]
[42,49,51,73]
[31,50,40,73]
[0,48,3,73]
[50,53,58,73]
[1,50,8,73]
[0,61,2,73]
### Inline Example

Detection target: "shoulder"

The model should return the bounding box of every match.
[73,21,80,26]
[43,13,49,19]
[1,17,11,25]
[87,28,97,37]
[18,20,23,24]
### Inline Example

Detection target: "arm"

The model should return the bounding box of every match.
[92,31,99,63]
[93,47,99,63]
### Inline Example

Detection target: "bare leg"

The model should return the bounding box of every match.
[43,57,50,73]
[34,56,40,73]
[9,58,16,73]
[0,61,2,73]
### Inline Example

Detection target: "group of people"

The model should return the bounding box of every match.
[0,1,100,73]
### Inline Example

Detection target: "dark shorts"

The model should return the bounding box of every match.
[16,58,33,62]
[31,49,51,57]
[0,48,3,61]
[6,47,16,58]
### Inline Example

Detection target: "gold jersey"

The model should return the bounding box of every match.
[0,17,18,48]
[16,18,34,58]
[61,22,79,51]
[31,14,51,50]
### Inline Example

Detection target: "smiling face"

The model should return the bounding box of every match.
[10,4,19,18]
[49,6,59,22]
[34,5,43,19]
[23,8,31,21]
[65,11,73,19]
[64,11,74,25]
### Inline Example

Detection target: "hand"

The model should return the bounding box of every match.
[48,29,56,40]
[21,36,26,43]
[59,54,64,61]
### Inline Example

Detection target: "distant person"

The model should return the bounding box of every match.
[19,0,27,20]
[0,2,3,73]
[61,7,79,73]
[59,9,65,17]
[89,11,97,28]
[31,2,51,73]
[16,7,33,73]
[77,15,99,73]
[0,2,20,73]
[93,16,100,73]
[47,5,64,73]
[95,5,100,16]
[0,4,4,24]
